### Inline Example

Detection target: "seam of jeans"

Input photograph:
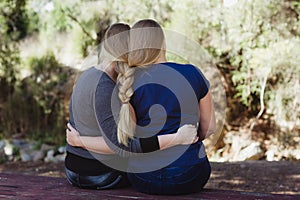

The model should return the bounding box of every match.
[66,168,78,187]
[77,174,82,188]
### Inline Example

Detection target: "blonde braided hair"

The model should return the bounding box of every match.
[116,19,165,146]
[100,23,135,146]
[115,62,136,146]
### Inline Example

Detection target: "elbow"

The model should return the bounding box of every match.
[207,118,217,138]
[109,145,130,158]
[206,126,216,138]
[200,119,216,140]
[207,110,217,137]
[210,117,217,133]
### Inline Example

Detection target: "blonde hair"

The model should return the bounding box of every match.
[100,23,134,146]
[117,19,165,146]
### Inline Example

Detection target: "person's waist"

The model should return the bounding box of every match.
[66,144,118,160]
[127,142,206,172]
[65,151,113,176]
[168,142,207,167]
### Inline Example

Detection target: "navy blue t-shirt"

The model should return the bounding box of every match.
[128,62,210,172]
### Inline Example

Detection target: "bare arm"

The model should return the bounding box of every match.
[158,124,199,150]
[66,123,198,154]
[198,91,216,140]
[66,123,114,154]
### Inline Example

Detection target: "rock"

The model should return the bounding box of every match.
[53,153,66,162]
[44,150,55,162]
[44,157,54,162]
[58,146,66,154]
[4,142,14,156]
[265,150,275,161]
[234,142,263,161]
[46,149,55,158]
[32,150,45,161]
[1,140,66,163]
[40,144,54,152]
[0,140,5,149]
[20,149,32,162]
[291,149,300,160]
[11,139,28,148]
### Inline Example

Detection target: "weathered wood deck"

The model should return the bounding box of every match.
[0,173,298,200]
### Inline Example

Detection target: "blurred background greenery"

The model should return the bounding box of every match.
[0,0,299,161]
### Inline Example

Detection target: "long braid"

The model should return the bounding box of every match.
[115,19,165,146]
[116,61,136,146]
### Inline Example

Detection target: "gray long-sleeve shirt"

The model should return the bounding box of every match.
[66,67,143,161]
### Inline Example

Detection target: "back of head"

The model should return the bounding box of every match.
[117,19,165,146]
[103,23,130,62]
[129,19,165,67]
[97,23,134,146]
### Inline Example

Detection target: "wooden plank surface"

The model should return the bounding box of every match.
[0,173,298,200]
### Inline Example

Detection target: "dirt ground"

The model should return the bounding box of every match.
[0,160,299,195]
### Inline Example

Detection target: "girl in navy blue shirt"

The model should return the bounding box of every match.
[115,19,216,195]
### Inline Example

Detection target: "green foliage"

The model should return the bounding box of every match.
[36,0,78,34]
[35,0,109,57]
[0,52,73,145]
[27,52,67,114]
[0,0,23,137]
[107,0,174,25]
[171,0,300,129]
[291,0,300,36]
[1,0,176,145]
[25,0,175,58]
[25,7,40,35]
[0,0,29,41]
[24,53,70,144]
[48,1,73,32]
[0,43,20,97]
[249,40,300,124]
[0,0,299,152]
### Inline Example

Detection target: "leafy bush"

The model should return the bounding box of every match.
[171,0,300,128]
[0,0,30,41]
[0,52,76,145]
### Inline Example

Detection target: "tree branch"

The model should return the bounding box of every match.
[250,69,269,131]
[61,8,95,41]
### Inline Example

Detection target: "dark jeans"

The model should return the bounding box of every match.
[127,157,211,195]
[65,168,130,190]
